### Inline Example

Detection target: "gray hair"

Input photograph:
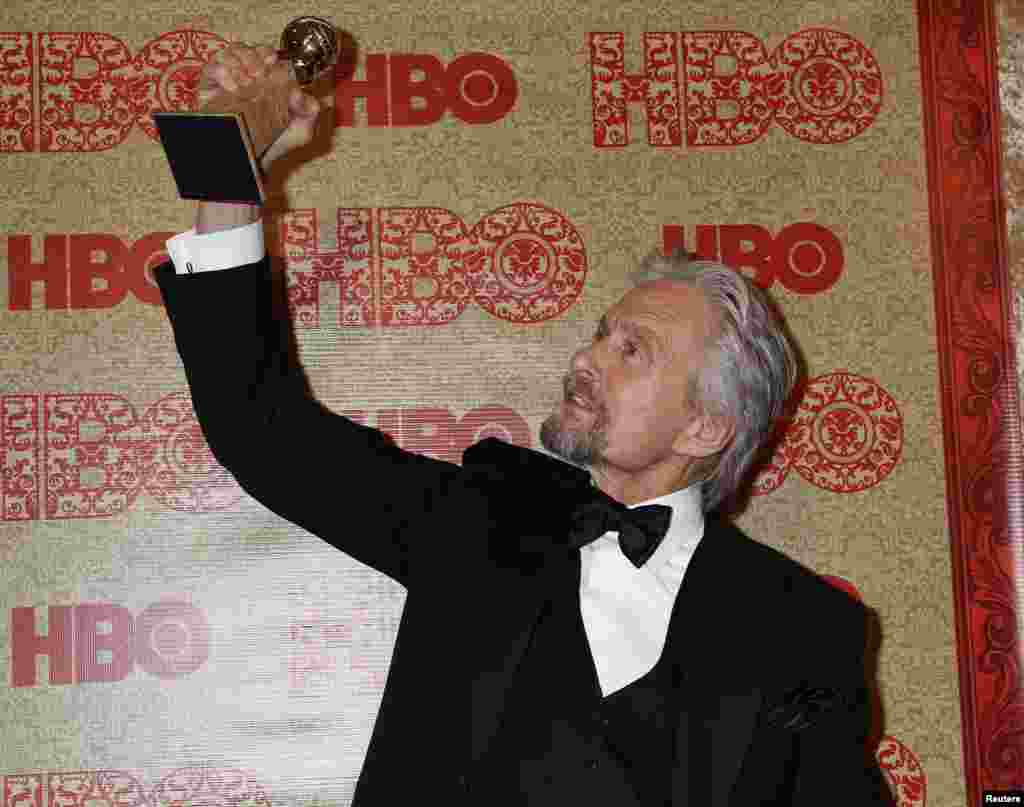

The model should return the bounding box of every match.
[632,251,799,513]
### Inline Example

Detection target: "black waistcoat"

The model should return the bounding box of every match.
[472,556,680,806]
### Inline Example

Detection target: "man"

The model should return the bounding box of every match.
[156,45,892,805]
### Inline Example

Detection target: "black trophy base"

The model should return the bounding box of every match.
[152,112,265,204]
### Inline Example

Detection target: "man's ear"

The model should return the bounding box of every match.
[673,410,735,458]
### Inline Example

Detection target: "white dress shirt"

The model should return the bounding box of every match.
[165,226,707,697]
[580,483,703,695]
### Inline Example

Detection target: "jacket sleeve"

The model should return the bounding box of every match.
[156,257,465,589]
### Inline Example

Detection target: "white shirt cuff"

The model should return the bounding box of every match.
[165,221,265,275]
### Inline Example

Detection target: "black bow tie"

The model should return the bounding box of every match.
[567,494,673,568]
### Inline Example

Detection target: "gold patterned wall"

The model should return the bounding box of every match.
[998,0,1024,432]
[4,1,1017,805]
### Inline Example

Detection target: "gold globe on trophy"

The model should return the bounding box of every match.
[153,17,339,203]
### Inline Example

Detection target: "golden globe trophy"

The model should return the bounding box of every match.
[152,17,338,203]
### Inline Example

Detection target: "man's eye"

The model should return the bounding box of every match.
[623,341,639,356]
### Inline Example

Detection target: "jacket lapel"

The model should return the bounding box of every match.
[461,438,594,765]
[667,519,763,807]
[468,557,563,763]
[460,439,766,801]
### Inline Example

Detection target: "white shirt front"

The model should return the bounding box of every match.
[165,225,706,697]
[580,484,703,695]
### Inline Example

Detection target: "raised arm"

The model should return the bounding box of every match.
[156,45,464,588]
[191,44,319,236]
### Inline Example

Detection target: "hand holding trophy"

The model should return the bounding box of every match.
[153,17,338,204]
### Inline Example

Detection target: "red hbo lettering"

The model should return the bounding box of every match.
[379,208,476,325]
[44,393,148,518]
[718,225,775,288]
[278,203,586,326]
[2,392,532,522]
[10,600,209,686]
[7,232,174,310]
[1,395,39,521]
[343,406,532,464]
[0,32,513,149]
[8,203,585,319]
[32,392,241,520]
[139,392,239,512]
[445,53,518,124]
[0,33,33,151]
[4,768,271,807]
[662,222,843,295]
[388,55,446,126]
[772,30,884,144]
[74,603,134,682]
[590,33,682,147]
[470,204,588,323]
[280,208,374,327]
[34,30,225,151]
[772,222,843,294]
[6,235,68,309]
[335,52,517,127]
[454,405,533,450]
[134,599,210,678]
[590,29,882,147]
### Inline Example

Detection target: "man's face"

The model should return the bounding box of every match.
[540,280,714,474]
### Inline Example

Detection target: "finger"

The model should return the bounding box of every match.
[211,45,247,76]
[199,62,238,94]
[254,45,277,66]
[260,94,320,170]
[204,46,245,92]
[235,46,269,80]
[289,88,320,121]
[211,46,240,67]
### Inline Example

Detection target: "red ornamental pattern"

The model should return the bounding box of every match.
[683,31,778,146]
[876,735,927,807]
[37,31,225,151]
[469,203,588,323]
[282,208,374,328]
[916,0,1024,798]
[685,29,882,146]
[0,744,915,806]
[3,374,898,525]
[752,372,903,496]
[2,392,535,522]
[137,393,240,512]
[44,393,143,518]
[2,769,270,807]
[2,395,38,522]
[31,392,238,519]
[770,29,884,144]
[590,32,682,147]
[380,207,478,326]
[287,605,388,693]
[280,203,588,326]
[589,29,882,148]
[0,33,33,151]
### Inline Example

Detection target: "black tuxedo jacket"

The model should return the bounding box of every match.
[157,258,892,806]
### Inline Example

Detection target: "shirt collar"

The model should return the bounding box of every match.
[588,478,705,571]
